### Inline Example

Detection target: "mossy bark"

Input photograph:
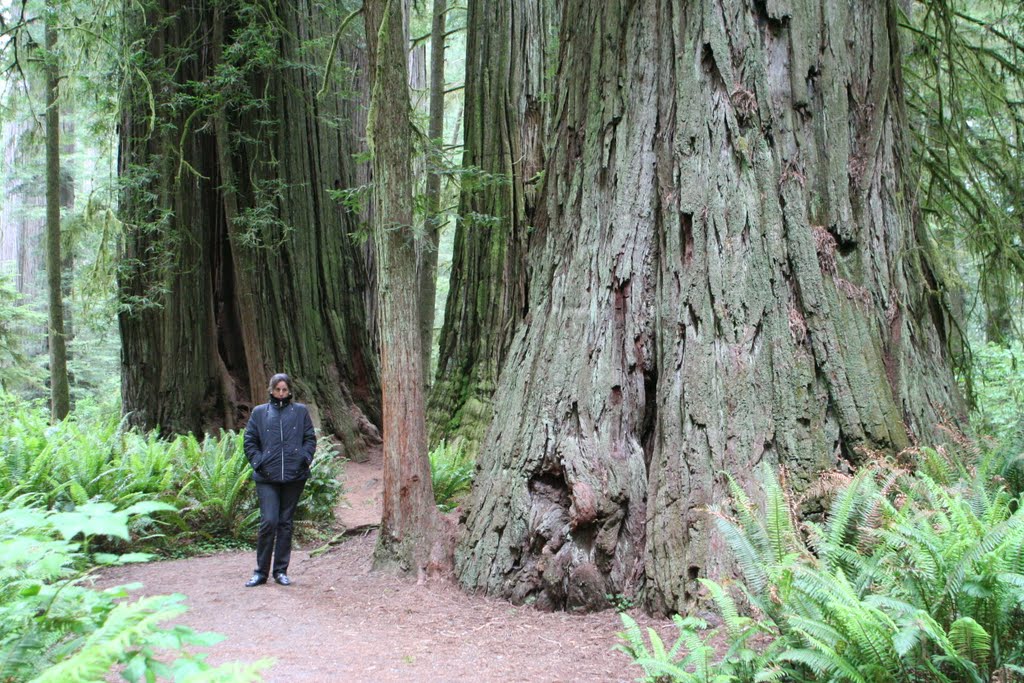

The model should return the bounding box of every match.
[428,0,557,455]
[118,0,379,453]
[456,0,965,613]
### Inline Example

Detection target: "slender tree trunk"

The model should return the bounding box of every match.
[59,118,74,385]
[428,0,556,454]
[456,0,965,613]
[365,0,441,572]
[417,0,447,388]
[44,18,69,420]
[118,0,380,452]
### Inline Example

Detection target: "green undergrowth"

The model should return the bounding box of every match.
[0,498,270,681]
[970,341,1024,446]
[618,440,1024,682]
[0,393,345,556]
[429,440,474,512]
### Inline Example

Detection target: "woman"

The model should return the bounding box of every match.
[242,373,316,587]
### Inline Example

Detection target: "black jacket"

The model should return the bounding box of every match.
[243,401,316,483]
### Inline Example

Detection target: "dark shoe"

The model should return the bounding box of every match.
[273,573,291,586]
[245,573,267,587]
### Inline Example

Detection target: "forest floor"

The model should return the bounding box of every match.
[96,448,663,682]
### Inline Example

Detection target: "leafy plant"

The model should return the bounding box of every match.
[616,614,727,683]
[429,441,473,512]
[620,443,1024,682]
[174,432,259,541]
[297,432,346,525]
[0,394,344,553]
[606,592,637,613]
[0,499,269,682]
[0,272,46,395]
[970,341,1024,445]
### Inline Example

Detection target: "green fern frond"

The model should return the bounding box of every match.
[646,625,669,662]
[948,617,992,664]
[629,656,700,683]
[761,463,800,564]
[723,472,774,560]
[710,511,771,597]
[946,509,1024,604]
[996,571,1024,593]
[998,452,1024,498]
[785,614,846,649]
[919,446,956,486]
[614,613,649,660]
[699,579,748,641]
[752,666,788,682]
[615,613,727,683]
[779,641,867,683]
[823,470,874,565]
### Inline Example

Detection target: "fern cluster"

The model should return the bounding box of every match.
[0,393,345,552]
[429,441,474,512]
[619,444,1024,682]
[0,500,268,682]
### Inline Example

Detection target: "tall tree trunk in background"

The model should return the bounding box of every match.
[44,17,69,420]
[417,0,447,388]
[365,0,440,571]
[118,0,379,454]
[428,0,556,454]
[456,0,965,613]
[1,119,47,361]
[983,279,1013,344]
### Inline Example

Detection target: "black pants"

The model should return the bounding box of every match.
[254,480,306,576]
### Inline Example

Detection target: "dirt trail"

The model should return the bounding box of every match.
[97,449,655,682]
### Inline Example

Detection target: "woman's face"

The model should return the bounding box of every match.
[271,381,291,399]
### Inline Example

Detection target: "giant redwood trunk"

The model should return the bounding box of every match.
[428,0,557,453]
[118,0,379,452]
[456,0,965,613]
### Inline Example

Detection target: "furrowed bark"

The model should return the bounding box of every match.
[456,0,965,613]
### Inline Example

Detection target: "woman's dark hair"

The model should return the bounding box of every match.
[268,373,293,394]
